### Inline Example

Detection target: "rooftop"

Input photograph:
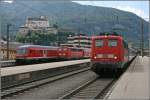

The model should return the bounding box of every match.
[27,16,48,21]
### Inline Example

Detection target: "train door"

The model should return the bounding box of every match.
[43,50,47,57]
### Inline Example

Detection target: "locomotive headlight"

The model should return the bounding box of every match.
[114,56,117,59]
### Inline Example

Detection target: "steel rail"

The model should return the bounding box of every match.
[1,67,90,99]
[59,78,116,99]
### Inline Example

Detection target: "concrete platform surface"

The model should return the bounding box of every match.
[1,59,90,77]
[107,56,150,99]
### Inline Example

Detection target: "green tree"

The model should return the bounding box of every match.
[53,24,58,29]
[15,30,75,46]
[15,32,26,43]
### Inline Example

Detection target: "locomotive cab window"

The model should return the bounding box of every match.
[108,39,117,47]
[95,39,103,47]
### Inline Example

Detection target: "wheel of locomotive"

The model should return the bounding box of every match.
[91,66,104,75]
[95,69,105,75]
[116,68,123,75]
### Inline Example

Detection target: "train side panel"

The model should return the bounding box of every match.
[16,45,59,63]
[59,47,85,59]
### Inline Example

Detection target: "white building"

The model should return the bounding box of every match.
[19,16,58,35]
[61,34,91,48]
[25,16,49,28]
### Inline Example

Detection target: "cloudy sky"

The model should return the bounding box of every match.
[73,1,149,21]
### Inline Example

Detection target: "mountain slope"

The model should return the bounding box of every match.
[1,0,149,48]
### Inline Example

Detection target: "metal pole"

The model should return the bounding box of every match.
[79,33,80,47]
[6,24,11,60]
[148,39,150,57]
[57,32,59,46]
[116,15,118,22]
[141,19,144,57]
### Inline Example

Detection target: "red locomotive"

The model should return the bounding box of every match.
[58,46,84,59]
[90,33,136,75]
[16,45,59,63]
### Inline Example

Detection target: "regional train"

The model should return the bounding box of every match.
[90,33,137,75]
[58,46,84,59]
[58,46,91,59]
[16,45,91,64]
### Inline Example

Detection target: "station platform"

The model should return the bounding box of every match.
[0,60,16,67]
[107,56,149,99]
[0,60,15,63]
[1,59,90,77]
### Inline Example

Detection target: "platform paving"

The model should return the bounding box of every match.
[1,59,90,76]
[107,56,150,99]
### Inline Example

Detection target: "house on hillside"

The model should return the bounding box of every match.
[19,16,58,35]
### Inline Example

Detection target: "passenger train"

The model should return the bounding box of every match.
[90,33,137,75]
[58,46,91,59]
[16,45,91,64]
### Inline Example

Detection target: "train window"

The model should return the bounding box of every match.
[17,48,26,54]
[71,48,77,51]
[77,49,82,52]
[29,50,33,54]
[95,39,103,47]
[40,50,43,54]
[108,39,117,47]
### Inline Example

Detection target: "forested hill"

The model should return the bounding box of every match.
[1,0,149,48]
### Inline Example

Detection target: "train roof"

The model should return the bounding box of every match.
[60,46,85,50]
[92,32,122,39]
[99,32,121,36]
[92,35,122,40]
[18,45,59,49]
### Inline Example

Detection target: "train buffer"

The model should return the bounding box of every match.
[105,56,150,99]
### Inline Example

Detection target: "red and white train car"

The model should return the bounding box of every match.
[82,48,91,58]
[58,46,84,59]
[16,45,59,63]
[16,45,91,64]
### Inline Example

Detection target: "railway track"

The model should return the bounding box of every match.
[60,77,116,99]
[58,59,135,99]
[1,67,90,99]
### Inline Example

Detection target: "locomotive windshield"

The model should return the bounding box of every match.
[95,39,103,47]
[108,39,117,47]
[17,48,26,54]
